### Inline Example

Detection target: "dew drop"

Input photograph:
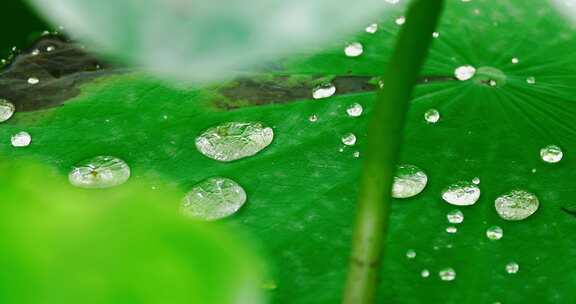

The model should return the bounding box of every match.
[446,226,458,234]
[447,209,464,224]
[512,57,519,64]
[365,23,378,34]
[454,65,476,81]
[312,83,336,99]
[11,131,31,147]
[195,122,274,162]
[406,249,416,259]
[486,225,503,240]
[344,42,363,57]
[309,114,318,122]
[353,151,360,158]
[495,190,539,221]
[432,31,440,38]
[526,76,536,85]
[27,77,40,85]
[424,109,440,123]
[392,164,428,198]
[181,177,246,221]
[68,156,130,189]
[442,181,481,206]
[346,103,363,117]
[341,133,357,146]
[505,262,519,274]
[0,99,15,123]
[472,177,481,185]
[439,268,456,281]
[395,16,406,25]
[421,269,430,278]
[540,145,563,163]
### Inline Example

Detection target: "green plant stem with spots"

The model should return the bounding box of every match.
[342,0,444,303]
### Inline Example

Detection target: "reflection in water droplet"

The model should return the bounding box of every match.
[392,164,428,198]
[11,131,31,147]
[346,103,363,117]
[341,133,357,146]
[344,42,363,57]
[526,76,536,85]
[540,145,563,163]
[506,262,519,274]
[455,65,476,81]
[495,190,539,221]
[27,77,39,85]
[195,122,274,162]
[365,23,378,34]
[424,109,440,123]
[512,57,519,64]
[395,16,406,25]
[421,269,430,278]
[309,114,318,122]
[446,226,458,234]
[68,156,130,188]
[0,99,15,123]
[181,177,247,221]
[486,226,503,240]
[472,177,480,185]
[442,181,481,206]
[439,268,456,281]
[312,83,336,99]
[406,249,416,259]
[447,210,464,224]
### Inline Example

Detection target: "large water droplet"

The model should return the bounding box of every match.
[486,226,503,240]
[11,131,31,147]
[341,133,357,146]
[68,156,130,188]
[447,209,464,224]
[540,145,563,163]
[495,190,539,221]
[442,181,481,206]
[424,109,440,123]
[344,42,363,57]
[526,76,536,85]
[312,83,336,99]
[181,177,247,221]
[392,164,428,198]
[439,268,456,281]
[195,122,274,162]
[446,226,458,234]
[0,99,15,123]
[346,103,363,117]
[454,65,476,81]
[505,262,519,274]
[395,16,406,25]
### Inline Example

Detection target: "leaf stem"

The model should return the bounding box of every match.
[342,1,444,303]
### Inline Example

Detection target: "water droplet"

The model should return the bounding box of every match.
[526,76,536,85]
[392,164,428,198]
[540,145,563,163]
[421,269,430,278]
[312,83,336,99]
[353,151,360,158]
[511,57,519,64]
[486,226,503,240]
[395,16,406,25]
[344,42,363,57]
[406,249,416,259]
[0,99,15,123]
[439,268,456,281]
[346,103,363,117]
[68,156,130,188]
[181,177,246,221]
[365,23,378,34]
[424,109,440,123]
[472,177,481,185]
[11,131,31,147]
[31,49,40,56]
[446,226,458,234]
[454,65,476,81]
[195,122,274,162]
[505,262,519,274]
[46,45,56,52]
[495,190,539,221]
[447,209,464,224]
[341,133,357,146]
[27,77,39,85]
[442,181,481,206]
[385,0,400,4]
[432,31,440,38]
[309,114,318,122]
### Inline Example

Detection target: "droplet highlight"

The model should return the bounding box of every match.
[424,109,440,123]
[344,42,363,57]
[505,262,519,274]
[181,177,247,221]
[454,65,476,81]
[341,133,357,146]
[439,268,456,281]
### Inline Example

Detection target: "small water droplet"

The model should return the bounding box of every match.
[439,268,456,281]
[312,83,336,99]
[447,209,464,224]
[472,177,481,185]
[486,226,503,240]
[406,249,416,259]
[455,65,476,81]
[353,151,360,158]
[346,103,363,117]
[511,57,519,64]
[309,114,318,122]
[0,99,15,123]
[442,181,481,206]
[31,49,40,56]
[195,122,274,162]
[344,42,363,57]
[341,133,357,146]
[365,23,378,34]
[495,190,539,221]
[446,226,458,234]
[421,269,430,278]
[432,31,440,38]
[526,76,536,85]
[68,156,130,188]
[27,77,39,85]
[505,262,519,274]
[395,16,406,25]
[46,45,56,52]
[424,109,440,123]
[392,164,428,198]
[540,145,563,163]
[11,131,31,147]
[181,177,246,221]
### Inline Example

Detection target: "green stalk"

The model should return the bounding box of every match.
[342,0,444,303]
